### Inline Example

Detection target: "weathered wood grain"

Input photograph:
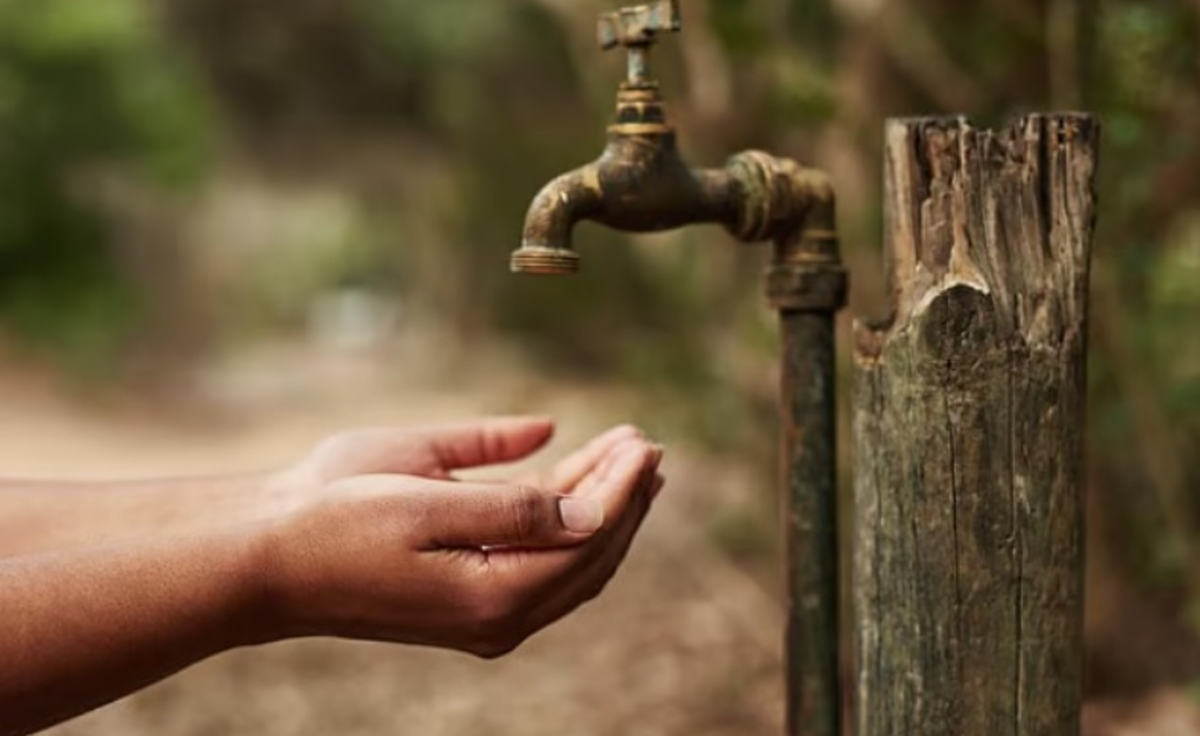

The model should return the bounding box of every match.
[852,114,1098,736]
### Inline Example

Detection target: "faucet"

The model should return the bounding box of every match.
[510,3,847,735]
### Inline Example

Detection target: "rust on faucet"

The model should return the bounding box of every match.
[512,72,845,306]
[509,3,847,735]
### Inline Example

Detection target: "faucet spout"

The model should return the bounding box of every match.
[514,124,750,274]
[512,125,842,285]
[511,165,603,274]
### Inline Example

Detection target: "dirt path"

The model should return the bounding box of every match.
[3,335,786,736]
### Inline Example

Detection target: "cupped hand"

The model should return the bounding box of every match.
[259,418,663,657]
[271,417,646,506]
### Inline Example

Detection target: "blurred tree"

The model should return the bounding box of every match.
[0,0,210,372]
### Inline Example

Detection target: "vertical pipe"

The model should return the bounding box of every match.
[780,309,840,736]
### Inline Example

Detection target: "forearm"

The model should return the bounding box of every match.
[0,475,277,557]
[0,528,270,736]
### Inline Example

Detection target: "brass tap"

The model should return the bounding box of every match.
[510,0,846,314]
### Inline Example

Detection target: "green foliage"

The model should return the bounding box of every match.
[360,0,516,67]
[0,0,210,371]
[707,0,767,59]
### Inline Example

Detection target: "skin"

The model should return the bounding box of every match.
[0,417,664,736]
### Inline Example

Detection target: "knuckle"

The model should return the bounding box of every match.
[501,487,545,541]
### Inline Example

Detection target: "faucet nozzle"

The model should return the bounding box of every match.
[510,245,581,275]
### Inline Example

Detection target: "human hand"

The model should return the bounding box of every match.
[258,421,663,657]
[270,417,649,509]
[0,418,662,736]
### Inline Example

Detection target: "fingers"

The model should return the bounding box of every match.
[523,424,643,493]
[419,416,556,471]
[298,439,665,658]
[572,437,661,508]
[488,439,660,585]
[649,473,665,499]
[497,443,664,639]
[396,479,605,549]
[324,432,657,556]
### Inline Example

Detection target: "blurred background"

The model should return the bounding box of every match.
[2,0,1199,733]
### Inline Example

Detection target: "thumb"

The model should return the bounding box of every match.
[423,482,605,549]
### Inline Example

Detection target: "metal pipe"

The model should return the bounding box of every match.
[769,187,845,736]
[780,309,840,736]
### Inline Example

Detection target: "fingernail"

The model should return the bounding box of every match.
[559,496,604,534]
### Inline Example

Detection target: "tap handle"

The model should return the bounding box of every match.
[597,0,681,51]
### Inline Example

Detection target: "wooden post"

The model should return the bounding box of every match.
[852,115,1098,735]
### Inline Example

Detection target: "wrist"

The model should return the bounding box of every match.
[240,499,337,644]
[222,521,294,647]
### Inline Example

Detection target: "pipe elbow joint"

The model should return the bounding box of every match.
[725,153,845,311]
[794,167,837,236]
[724,151,838,244]
[511,167,602,274]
